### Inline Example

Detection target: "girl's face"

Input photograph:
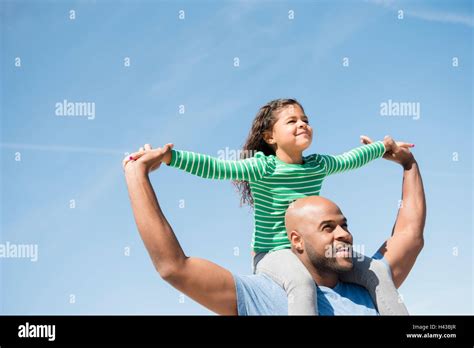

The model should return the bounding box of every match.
[264,104,313,153]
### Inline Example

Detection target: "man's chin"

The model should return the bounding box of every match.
[334,258,353,273]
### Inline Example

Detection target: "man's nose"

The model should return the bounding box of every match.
[334,225,352,242]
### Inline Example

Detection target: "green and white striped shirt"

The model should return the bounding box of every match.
[168,141,386,252]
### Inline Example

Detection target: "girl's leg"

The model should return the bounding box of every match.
[252,252,267,274]
[339,252,409,315]
[254,249,318,315]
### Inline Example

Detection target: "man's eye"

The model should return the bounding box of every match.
[288,120,295,124]
[324,225,332,231]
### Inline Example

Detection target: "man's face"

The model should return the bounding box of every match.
[302,207,354,274]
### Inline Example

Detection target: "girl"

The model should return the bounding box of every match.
[129,98,413,315]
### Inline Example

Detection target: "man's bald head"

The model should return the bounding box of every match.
[285,196,344,235]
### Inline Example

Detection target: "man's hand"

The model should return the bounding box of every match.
[122,143,174,174]
[360,135,415,169]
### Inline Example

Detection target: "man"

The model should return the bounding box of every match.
[122,137,426,315]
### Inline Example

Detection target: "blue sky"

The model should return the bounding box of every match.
[1,0,472,315]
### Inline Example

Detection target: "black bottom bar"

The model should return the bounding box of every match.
[0,315,472,346]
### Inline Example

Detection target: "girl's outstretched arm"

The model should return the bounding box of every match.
[318,136,413,176]
[165,148,268,182]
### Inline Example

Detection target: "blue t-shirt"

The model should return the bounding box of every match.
[234,253,390,316]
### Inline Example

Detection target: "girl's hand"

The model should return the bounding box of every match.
[360,135,415,168]
[122,143,174,174]
[360,135,414,152]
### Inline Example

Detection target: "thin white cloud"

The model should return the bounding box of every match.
[407,8,474,27]
[0,142,125,242]
[1,143,127,247]
[0,143,125,156]
[366,0,474,27]
[365,0,396,6]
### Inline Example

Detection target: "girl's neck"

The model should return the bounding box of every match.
[275,148,304,164]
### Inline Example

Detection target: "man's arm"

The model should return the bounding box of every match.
[124,150,238,315]
[376,157,426,288]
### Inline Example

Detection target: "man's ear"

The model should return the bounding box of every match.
[289,230,304,252]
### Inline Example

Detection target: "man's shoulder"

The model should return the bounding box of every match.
[233,273,287,315]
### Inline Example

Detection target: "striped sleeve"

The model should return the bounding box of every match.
[167,149,268,182]
[319,141,386,176]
